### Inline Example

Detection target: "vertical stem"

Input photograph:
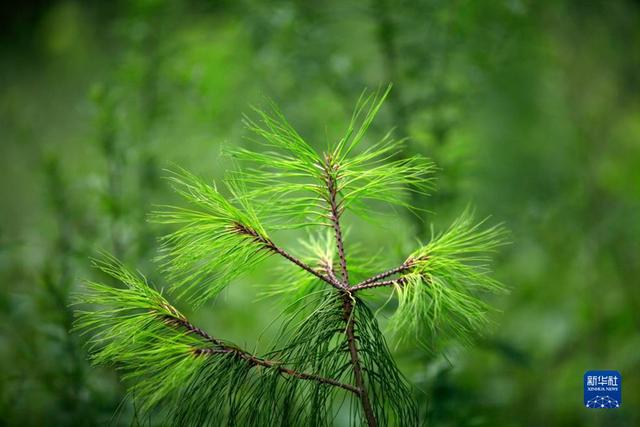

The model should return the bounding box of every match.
[325,161,349,285]
[324,155,377,426]
[343,295,377,427]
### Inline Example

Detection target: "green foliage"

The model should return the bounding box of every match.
[170,292,417,426]
[75,93,504,426]
[74,257,209,413]
[153,168,271,305]
[271,291,418,426]
[229,87,435,228]
[390,209,508,344]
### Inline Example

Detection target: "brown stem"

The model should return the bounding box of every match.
[324,159,349,285]
[322,155,377,426]
[351,277,408,292]
[342,294,377,427]
[320,259,343,289]
[231,222,343,290]
[234,350,359,394]
[351,260,414,289]
[351,256,429,292]
[162,314,220,342]
[165,314,359,394]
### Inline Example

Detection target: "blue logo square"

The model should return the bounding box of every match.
[584,370,622,408]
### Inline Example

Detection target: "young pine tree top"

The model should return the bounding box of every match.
[75,88,506,426]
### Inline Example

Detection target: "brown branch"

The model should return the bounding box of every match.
[350,256,429,292]
[323,157,349,285]
[164,314,359,394]
[233,350,359,394]
[320,259,344,289]
[350,277,408,292]
[163,315,223,345]
[351,260,414,289]
[231,222,343,290]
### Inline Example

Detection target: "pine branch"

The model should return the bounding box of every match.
[351,277,408,292]
[320,259,342,286]
[323,155,350,285]
[351,259,416,290]
[165,314,359,394]
[231,222,343,290]
[76,258,360,420]
[161,315,223,346]
[388,209,507,343]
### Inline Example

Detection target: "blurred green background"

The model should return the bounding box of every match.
[1,0,639,425]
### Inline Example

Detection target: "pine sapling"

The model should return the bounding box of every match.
[75,88,506,426]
